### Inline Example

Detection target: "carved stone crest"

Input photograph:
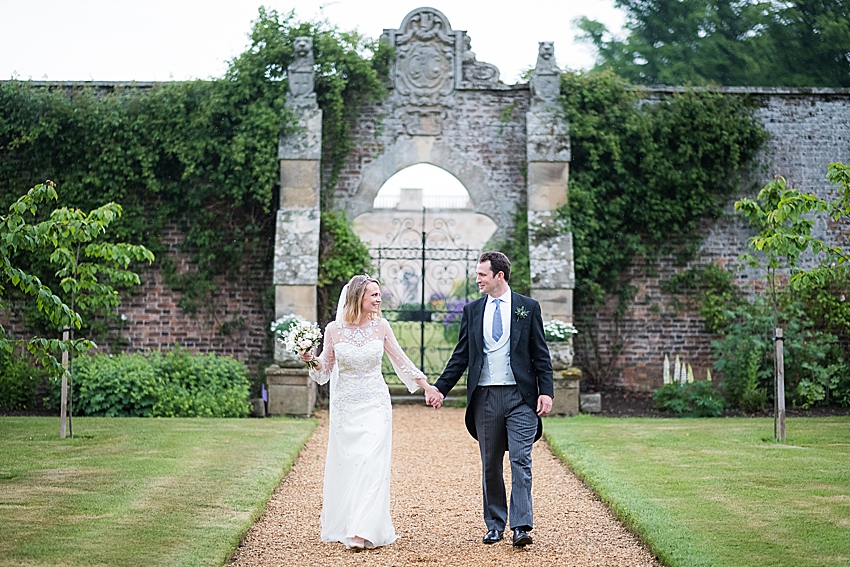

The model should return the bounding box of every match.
[288,36,315,102]
[530,41,561,104]
[389,8,456,109]
[382,8,501,135]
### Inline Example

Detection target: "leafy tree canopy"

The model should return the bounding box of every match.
[0,8,388,321]
[577,0,850,86]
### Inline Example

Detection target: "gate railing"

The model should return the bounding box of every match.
[370,212,479,383]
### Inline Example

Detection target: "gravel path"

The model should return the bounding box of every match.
[230,405,660,567]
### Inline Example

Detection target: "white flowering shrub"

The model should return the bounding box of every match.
[543,319,578,342]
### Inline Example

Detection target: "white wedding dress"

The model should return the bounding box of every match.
[309,317,424,549]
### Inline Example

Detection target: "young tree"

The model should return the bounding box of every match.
[0,181,153,436]
[735,163,850,439]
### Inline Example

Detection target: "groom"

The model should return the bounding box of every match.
[430,251,553,547]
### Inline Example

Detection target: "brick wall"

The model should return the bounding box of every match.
[112,225,275,376]
[576,88,850,391]
[1,223,275,379]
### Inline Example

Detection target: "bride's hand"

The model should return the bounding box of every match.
[424,385,444,409]
[300,350,314,364]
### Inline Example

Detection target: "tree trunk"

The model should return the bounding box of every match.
[774,327,786,442]
[60,328,69,438]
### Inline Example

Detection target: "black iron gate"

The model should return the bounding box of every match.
[371,212,480,381]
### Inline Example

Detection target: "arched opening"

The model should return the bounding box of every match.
[351,163,498,376]
[352,162,497,253]
[372,163,471,210]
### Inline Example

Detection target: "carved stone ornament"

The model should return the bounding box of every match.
[387,8,456,109]
[530,41,561,104]
[399,106,447,136]
[287,36,316,102]
[382,8,501,135]
[460,34,500,87]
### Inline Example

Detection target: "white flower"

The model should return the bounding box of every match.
[543,319,578,342]
[270,315,322,366]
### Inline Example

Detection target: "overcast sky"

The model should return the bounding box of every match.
[0,0,626,84]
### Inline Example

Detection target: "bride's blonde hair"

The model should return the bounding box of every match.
[342,275,382,323]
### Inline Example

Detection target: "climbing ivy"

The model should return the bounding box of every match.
[0,8,389,322]
[559,70,769,311]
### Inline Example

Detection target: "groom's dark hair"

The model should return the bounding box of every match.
[479,251,511,283]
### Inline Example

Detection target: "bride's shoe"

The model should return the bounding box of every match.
[350,536,366,550]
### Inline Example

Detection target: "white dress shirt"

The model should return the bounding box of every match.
[479,288,516,387]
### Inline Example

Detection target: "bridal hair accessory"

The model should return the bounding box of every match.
[514,306,529,320]
[270,314,322,368]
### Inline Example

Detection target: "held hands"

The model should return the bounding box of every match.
[424,384,444,410]
[537,394,553,416]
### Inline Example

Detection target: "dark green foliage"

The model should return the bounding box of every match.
[661,263,743,333]
[0,8,385,320]
[798,269,850,348]
[653,381,725,417]
[710,296,848,409]
[578,0,850,87]
[148,348,252,418]
[0,349,52,410]
[51,349,251,417]
[229,8,390,207]
[561,70,767,309]
[317,210,374,324]
[70,352,161,417]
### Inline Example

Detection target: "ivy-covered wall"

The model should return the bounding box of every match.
[577,88,850,391]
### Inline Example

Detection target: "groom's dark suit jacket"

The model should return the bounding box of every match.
[435,292,554,444]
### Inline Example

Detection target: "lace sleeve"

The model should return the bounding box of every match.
[382,319,426,393]
[309,322,336,385]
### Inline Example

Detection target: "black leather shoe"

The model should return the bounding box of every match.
[482,529,503,544]
[512,528,533,547]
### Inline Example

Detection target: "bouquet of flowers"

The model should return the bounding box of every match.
[270,314,322,368]
[542,319,579,342]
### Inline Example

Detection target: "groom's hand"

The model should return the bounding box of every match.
[537,395,553,416]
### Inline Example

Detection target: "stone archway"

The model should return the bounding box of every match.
[270,7,576,415]
[339,137,500,224]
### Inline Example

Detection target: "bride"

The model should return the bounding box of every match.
[301,274,442,550]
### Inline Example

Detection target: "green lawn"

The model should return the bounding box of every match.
[0,417,316,567]
[544,416,850,567]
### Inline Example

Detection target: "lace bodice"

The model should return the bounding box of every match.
[309,318,426,393]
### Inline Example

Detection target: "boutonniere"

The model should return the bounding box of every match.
[515,306,529,320]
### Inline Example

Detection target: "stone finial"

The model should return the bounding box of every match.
[460,34,500,87]
[287,37,315,101]
[530,41,561,103]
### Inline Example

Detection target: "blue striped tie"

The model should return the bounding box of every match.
[492,298,503,342]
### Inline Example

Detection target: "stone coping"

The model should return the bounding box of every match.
[6,81,850,97]
[641,85,850,95]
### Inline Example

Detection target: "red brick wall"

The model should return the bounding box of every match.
[1,224,275,379]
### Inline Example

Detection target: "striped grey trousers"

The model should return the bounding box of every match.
[471,385,538,532]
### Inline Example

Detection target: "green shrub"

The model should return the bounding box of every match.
[0,350,51,411]
[72,353,162,417]
[54,348,251,417]
[653,381,725,417]
[149,348,251,418]
[711,296,848,409]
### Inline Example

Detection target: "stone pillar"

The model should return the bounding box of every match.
[526,42,574,324]
[267,37,322,417]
